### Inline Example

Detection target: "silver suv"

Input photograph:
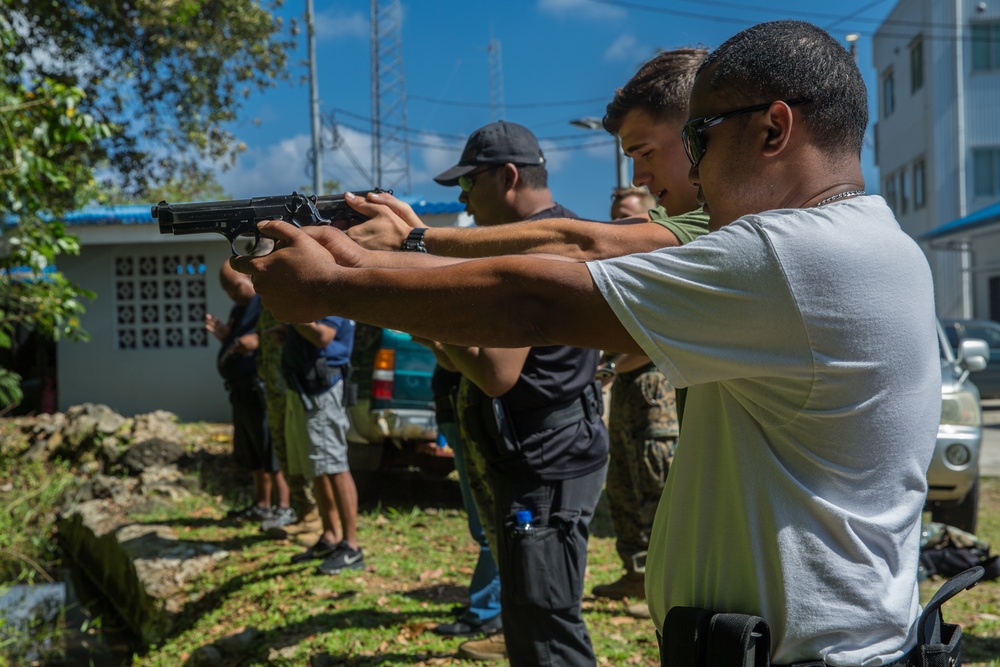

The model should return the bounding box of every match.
[925,320,989,534]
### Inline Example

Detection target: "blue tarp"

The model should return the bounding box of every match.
[921,200,1000,241]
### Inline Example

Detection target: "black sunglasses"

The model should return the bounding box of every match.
[681,98,811,167]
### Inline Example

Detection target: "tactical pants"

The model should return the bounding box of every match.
[493,464,607,667]
[606,364,678,573]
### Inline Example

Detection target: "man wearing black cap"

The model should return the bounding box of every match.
[418,120,609,666]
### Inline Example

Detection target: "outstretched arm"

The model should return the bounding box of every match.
[232,220,642,355]
[344,191,681,260]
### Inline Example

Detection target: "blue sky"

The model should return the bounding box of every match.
[213,0,897,222]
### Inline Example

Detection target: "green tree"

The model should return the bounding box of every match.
[0,2,295,410]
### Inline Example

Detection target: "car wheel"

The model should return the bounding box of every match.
[930,478,980,534]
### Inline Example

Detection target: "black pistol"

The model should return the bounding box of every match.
[152,189,389,256]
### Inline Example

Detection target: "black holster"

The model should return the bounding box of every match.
[658,566,985,667]
[660,607,768,667]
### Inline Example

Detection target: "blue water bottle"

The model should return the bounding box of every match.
[515,509,534,535]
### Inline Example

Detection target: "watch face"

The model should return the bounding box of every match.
[595,367,615,382]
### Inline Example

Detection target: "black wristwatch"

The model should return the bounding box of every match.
[401,227,428,253]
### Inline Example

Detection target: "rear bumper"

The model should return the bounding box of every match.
[347,399,437,445]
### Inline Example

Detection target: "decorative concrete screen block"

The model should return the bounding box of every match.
[114,253,208,350]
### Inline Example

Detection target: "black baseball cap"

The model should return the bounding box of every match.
[433,121,546,186]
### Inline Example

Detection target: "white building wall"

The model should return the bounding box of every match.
[58,234,233,422]
[874,0,1000,318]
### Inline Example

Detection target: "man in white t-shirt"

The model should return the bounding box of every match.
[234,20,940,666]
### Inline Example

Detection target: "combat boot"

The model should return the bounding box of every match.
[457,633,507,661]
[263,508,321,539]
[592,571,645,600]
[626,602,651,619]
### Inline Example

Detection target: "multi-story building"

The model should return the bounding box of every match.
[874,0,1000,319]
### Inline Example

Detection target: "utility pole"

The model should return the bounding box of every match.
[488,39,505,122]
[307,0,322,193]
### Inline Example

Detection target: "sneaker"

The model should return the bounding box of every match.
[290,537,339,564]
[434,613,502,637]
[626,602,651,619]
[225,503,273,522]
[457,633,507,661]
[316,541,365,575]
[260,507,297,532]
[592,572,645,600]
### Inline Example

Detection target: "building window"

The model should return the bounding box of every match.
[913,159,926,209]
[910,37,924,92]
[971,22,1000,72]
[884,174,898,212]
[882,69,895,117]
[899,168,909,215]
[114,253,208,350]
[974,148,1000,197]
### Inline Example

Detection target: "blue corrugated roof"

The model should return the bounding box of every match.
[57,196,464,227]
[920,200,1000,241]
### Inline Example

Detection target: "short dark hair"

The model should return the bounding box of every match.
[517,163,548,190]
[603,48,709,135]
[698,20,868,156]
[611,186,656,206]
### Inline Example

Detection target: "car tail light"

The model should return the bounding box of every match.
[373,348,395,400]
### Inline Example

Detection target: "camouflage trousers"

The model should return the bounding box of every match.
[606,363,678,574]
[455,377,498,552]
[257,309,312,512]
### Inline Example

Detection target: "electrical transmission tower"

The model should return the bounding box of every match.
[370,0,411,192]
[488,39,504,122]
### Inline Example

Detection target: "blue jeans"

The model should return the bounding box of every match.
[439,420,502,623]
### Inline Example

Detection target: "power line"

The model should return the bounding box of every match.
[331,117,612,154]
[585,0,991,40]
[408,94,610,109]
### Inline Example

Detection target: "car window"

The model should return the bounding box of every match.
[963,325,1000,347]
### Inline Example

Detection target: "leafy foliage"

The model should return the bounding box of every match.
[3,0,294,195]
[0,2,294,410]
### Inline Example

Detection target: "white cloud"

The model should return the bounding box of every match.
[604,34,645,63]
[537,0,625,20]
[314,8,368,40]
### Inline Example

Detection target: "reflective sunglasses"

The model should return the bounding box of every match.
[458,166,497,193]
[681,98,811,167]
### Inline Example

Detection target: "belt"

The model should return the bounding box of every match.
[511,380,603,441]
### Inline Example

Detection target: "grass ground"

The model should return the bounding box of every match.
[1,419,999,666]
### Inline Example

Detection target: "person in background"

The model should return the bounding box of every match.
[282,316,365,576]
[413,120,609,666]
[206,263,290,522]
[608,186,656,222]
[589,49,710,618]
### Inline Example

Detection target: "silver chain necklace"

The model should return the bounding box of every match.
[814,189,866,207]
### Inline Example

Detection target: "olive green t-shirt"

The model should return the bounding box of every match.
[647,206,710,245]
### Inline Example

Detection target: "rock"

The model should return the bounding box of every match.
[122,439,186,475]
[131,411,181,445]
[57,499,229,645]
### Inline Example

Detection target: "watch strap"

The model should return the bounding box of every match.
[401,227,428,253]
